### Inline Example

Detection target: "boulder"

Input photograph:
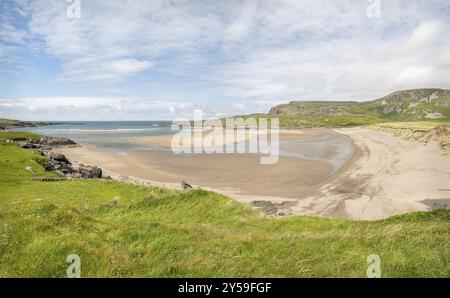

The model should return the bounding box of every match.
[181,180,193,190]
[78,165,102,179]
[21,143,42,149]
[48,152,70,164]
[44,153,73,174]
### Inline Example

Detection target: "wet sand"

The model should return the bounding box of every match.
[55,129,353,199]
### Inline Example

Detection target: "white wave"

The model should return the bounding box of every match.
[36,128,166,133]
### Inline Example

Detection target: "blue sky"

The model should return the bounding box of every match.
[1,0,450,120]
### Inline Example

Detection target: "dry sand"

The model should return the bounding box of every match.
[292,127,450,220]
[55,127,450,220]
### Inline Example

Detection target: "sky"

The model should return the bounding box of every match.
[0,0,449,120]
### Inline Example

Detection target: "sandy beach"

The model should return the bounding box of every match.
[54,129,346,198]
[55,127,450,220]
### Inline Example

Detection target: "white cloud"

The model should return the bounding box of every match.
[1,0,449,119]
[59,58,153,82]
[219,17,450,101]
[0,96,275,121]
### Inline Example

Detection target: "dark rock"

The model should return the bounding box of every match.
[48,152,70,164]
[37,148,105,180]
[21,143,42,149]
[181,180,193,190]
[78,165,102,179]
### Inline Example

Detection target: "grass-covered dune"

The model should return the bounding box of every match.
[0,131,449,277]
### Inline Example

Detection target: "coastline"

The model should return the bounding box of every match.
[53,127,450,220]
[53,129,342,199]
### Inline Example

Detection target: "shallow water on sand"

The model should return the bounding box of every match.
[15,122,355,174]
[279,130,355,175]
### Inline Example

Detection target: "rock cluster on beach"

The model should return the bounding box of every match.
[20,136,105,180]
[250,200,296,216]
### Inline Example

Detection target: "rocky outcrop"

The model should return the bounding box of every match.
[250,200,296,216]
[19,136,105,180]
[44,152,103,179]
[44,151,73,175]
[48,152,70,163]
[33,136,76,146]
[75,164,102,179]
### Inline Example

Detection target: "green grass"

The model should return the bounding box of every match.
[232,113,383,128]
[0,131,449,277]
[0,131,41,142]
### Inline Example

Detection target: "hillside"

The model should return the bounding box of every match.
[266,88,450,127]
[0,130,449,277]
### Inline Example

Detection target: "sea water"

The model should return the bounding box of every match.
[13,121,175,153]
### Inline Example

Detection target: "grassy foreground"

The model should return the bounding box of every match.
[0,131,449,277]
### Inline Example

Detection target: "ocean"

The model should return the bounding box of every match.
[13,121,175,153]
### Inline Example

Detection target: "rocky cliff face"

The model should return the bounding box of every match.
[370,89,450,120]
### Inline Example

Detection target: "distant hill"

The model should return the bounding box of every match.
[0,118,56,130]
[270,88,450,120]
[265,88,450,127]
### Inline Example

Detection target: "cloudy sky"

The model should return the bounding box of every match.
[0,0,449,120]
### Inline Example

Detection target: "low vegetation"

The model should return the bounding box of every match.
[0,131,449,277]
[371,122,450,152]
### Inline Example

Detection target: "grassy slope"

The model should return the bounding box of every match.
[263,89,450,127]
[0,131,449,277]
